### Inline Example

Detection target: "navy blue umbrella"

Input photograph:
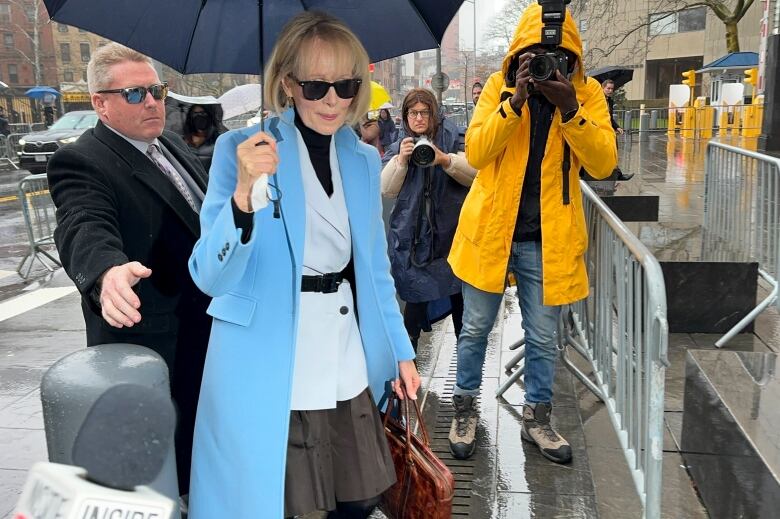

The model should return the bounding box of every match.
[43,0,465,74]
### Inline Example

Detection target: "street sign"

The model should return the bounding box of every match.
[431,72,450,92]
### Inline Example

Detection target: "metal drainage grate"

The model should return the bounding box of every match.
[427,349,478,517]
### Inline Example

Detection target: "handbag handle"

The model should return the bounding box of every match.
[383,394,431,448]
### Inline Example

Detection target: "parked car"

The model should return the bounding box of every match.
[17,110,98,172]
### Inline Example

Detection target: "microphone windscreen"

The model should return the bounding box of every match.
[71,383,176,490]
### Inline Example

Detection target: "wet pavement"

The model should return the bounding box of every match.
[1,134,779,517]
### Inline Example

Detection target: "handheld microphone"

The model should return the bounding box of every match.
[13,384,177,519]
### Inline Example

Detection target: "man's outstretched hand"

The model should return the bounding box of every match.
[99,261,152,328]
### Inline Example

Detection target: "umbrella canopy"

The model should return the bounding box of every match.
[589,66,634,90]
[43,0,466,75]
[218,84,263,120]
[369,82,391,112]
[25,86,60,99]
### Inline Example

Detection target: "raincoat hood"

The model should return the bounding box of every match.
[502,2,585,85]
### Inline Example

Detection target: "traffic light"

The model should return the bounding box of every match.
[681,69,696,88]
[744,67,758,86]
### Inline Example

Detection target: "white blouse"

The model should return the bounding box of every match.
[289,131,369,410]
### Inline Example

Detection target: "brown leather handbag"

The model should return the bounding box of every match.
[379,395,455,519]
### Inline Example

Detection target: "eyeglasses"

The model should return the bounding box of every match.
[292,78,362,101]
[96,82,169,104]
[407,109,431,120]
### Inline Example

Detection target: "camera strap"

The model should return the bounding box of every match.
[411,166,436,268]
[562,143,571,205]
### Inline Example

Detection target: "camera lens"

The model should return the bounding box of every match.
[411,139,436,167]
[529,54,556,82]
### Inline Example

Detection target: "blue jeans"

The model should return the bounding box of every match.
[454,241,561,404]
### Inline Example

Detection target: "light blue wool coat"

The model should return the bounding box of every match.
[187,108,414,518]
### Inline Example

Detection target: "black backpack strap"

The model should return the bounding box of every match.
[562,142,571,205]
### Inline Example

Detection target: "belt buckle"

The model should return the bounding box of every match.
[322,273,340,294]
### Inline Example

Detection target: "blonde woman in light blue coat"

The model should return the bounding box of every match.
[187,11,420,519]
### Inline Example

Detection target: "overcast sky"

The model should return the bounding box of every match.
[458,0,505,50]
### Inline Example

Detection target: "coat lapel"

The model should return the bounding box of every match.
[93,122,201,237]
[159,131,209,192]
[335,127,372,259]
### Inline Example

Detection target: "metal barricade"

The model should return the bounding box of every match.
[496,180,669,518]
[0,134,19,169]
[702,141,780,346]
[573,180,668,519]
[17,173,61,278]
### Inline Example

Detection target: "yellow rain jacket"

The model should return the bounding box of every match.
[448,3,617,305]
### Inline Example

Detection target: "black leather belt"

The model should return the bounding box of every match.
[301,271,346,293]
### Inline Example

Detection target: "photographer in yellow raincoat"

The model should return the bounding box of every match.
[447,1,616,464]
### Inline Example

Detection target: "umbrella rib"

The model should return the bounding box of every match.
[406,0,438,45]
[182,0,209,73]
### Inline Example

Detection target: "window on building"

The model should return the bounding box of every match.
[8,64,18,84]
[63,70,74,82]
[649,7,706,36]
[80,42,90,62]
[678,7,706,32]
[60,43,71,63]
[579,19,588,34]
[82,69,87,82]
[58,24,69,33]
[0,4,10,22]
[649,12,676,35]
[24,4,35,21]
[3,33,12,49]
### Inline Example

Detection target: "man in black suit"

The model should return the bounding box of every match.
[47,43,211,496]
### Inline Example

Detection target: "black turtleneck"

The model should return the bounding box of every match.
[294,109,333,197]
[231,110,335,242]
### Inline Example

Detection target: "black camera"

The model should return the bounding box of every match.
[515,0,572,91]
[411,137,436,167]
[529,51,568,82]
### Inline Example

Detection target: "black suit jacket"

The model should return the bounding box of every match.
[47,120,211,492]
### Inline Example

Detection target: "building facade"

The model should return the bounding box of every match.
[573,0,768,103]
[0,0,57,87]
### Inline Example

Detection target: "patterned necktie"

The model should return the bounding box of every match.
[146,143,199,212]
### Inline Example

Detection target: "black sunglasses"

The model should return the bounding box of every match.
[292,77,362,101]
[96,82,169,104]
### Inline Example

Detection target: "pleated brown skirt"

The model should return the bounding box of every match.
[284,388,396,517]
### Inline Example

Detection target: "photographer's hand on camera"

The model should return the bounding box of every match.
[432,144,452,168]
[510,52,533,114]
[533,70,579,117]
[396,137,415,167]
[234,131,279,212]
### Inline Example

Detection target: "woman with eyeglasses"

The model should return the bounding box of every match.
[381,88,477,352]
[187,12,420,519]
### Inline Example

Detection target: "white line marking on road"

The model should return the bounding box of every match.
[0,286,77,322]
[0,270,15,280]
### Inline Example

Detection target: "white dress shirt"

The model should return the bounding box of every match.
[289,131,369,410]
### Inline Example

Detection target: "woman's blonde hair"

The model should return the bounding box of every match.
[263,11,371,126]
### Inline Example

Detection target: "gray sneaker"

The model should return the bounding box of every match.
[521,403,573,464]
[449,395,477,459]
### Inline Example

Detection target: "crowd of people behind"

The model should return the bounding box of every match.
[46,3,620,518]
